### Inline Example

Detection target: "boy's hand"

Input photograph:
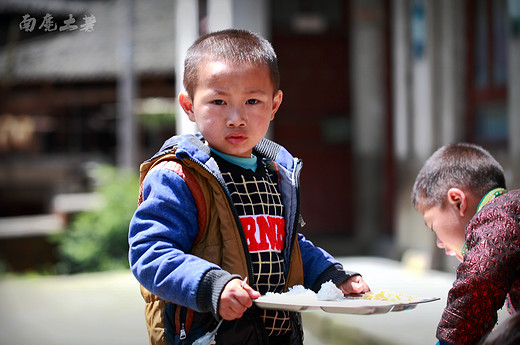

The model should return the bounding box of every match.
[338,275,371,295]
[218,278,260,320]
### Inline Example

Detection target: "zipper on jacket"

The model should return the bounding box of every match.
[284,158,303,279]
[180,323,187,340]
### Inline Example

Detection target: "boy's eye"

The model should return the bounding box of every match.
[212,100,225,105]
[246,99,259,105]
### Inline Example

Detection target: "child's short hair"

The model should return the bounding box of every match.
[183,29,280,98]
[411,143,506,209]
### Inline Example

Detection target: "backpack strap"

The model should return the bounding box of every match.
[138,156,207,244]
[137,155,209,344]
[149,160,207,244]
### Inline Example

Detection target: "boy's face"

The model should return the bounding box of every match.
[179,60,282,158]
[420,204,466,261]
[418,188,476,262]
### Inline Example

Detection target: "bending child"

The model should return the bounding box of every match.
[129,29,370,345]
[411,143,520,345]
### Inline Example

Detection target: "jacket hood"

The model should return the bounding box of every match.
[148,133,300,175]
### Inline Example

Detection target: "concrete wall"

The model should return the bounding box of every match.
[393,0,467,269]
[350,0,387,250]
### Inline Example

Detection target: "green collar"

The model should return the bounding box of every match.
[461,187,507,256]
[476,187,507,212]
[210,148,258,172]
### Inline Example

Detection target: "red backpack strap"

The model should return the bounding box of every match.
[143,159,207,245]
[137,157,209,341]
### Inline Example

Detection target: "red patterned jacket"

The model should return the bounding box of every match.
[437,189,520,345]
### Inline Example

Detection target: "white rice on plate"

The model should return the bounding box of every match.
[264,280,344,302]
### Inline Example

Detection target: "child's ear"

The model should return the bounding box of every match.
[178,92,196,122]
[270,90,283,121]
[447,188,467,216]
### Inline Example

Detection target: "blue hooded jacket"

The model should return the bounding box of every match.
[129,134,358,315]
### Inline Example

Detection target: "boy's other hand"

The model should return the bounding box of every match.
[218,278,261,320]
[338,275,371,295]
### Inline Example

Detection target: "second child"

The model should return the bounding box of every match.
[411,143,520,345]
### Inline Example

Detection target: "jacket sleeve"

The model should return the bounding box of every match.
[437,212,519,345]
[297,233,359,291]
[128,167,221,311]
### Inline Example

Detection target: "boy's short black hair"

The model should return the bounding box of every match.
[411,143,506,209]
[183,29,280,98]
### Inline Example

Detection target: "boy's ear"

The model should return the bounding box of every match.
[178,92,196,122]
[270,90,283,121]
[447,188,467,216]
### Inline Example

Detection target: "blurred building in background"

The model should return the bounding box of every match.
[0,0,176,215]
[0,0,518,271]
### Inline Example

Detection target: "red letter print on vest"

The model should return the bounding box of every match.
[240,215,285,253]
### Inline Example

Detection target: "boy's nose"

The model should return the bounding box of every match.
[436,238,445,249]
[226,108,246,127]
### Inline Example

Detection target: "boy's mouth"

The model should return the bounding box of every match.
[445,249,463,262]
[226,133,247,144]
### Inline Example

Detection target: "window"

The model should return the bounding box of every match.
[466,0,508,146]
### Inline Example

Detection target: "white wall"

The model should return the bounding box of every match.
[174,0,199,135]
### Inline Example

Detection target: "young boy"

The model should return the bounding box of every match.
[411,143,520,345]
[129,29,369,345]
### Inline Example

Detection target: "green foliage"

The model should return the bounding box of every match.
[53,165,139,274]
[138,113,175,131]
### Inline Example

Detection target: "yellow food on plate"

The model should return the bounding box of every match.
[361,290,416,303]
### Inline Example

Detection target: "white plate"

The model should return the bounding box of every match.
[254,296,440,315]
